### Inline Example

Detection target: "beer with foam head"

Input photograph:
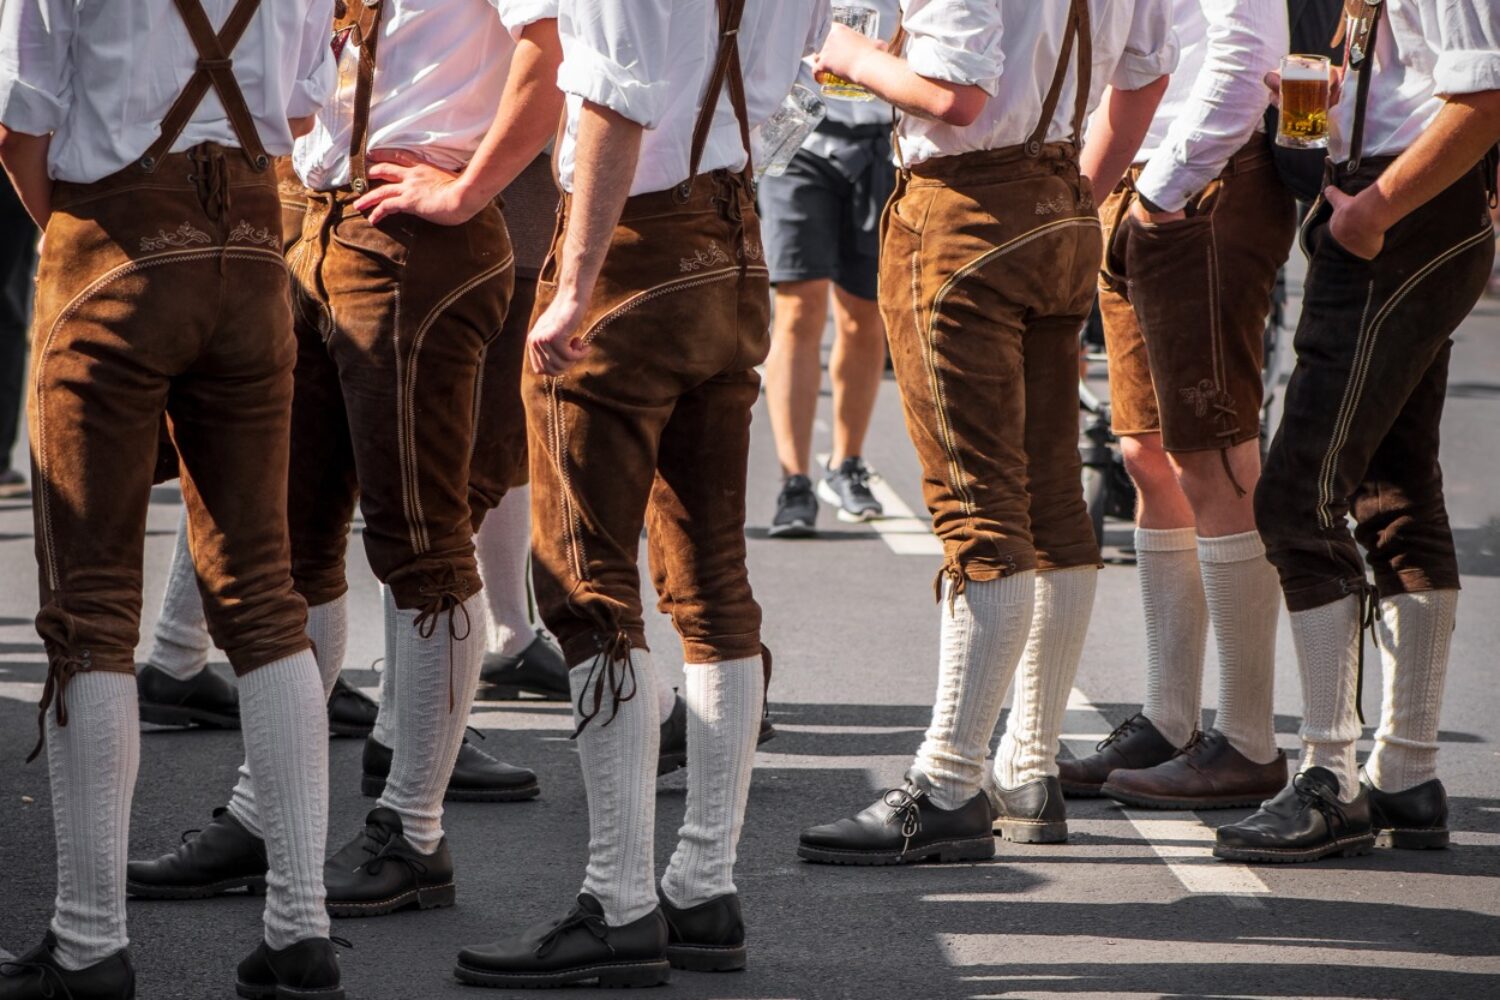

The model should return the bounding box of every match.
[1278,55,1331,150]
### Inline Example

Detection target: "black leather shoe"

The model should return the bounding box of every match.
[798,768,995,865]
[127,807,267,899]
[454,893,670,989]
[1213,767,1376,864]
[983,775,1067,844]
[324,807,455,918]
[480,632,569,701]
[235,938,343,1000]
[360,734,540,802]
[659,891,745,972]
[657,694,776,777]
[1364,774,1450,850]
[137,663,240,729]
[327,676,377,737]
[0,934,134,999]
[1057,713,1176,797]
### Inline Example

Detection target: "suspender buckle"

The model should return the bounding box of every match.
[1025,139,1042,158]
[352,177,368,194]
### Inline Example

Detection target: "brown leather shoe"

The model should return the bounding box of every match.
[1057,713,1177,797]
[1101,729,1287,809]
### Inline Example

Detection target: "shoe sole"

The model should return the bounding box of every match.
[453,958,671,989]
[236,982,345,999]
[1102,786,1279,811]
[814,480,882,522]
[477,682,570,702]
[767,521,817,539]
[994,818,1069,844]
[1059,781,1104,799]
[360,774,542,803]
[127,875,266,899]
[139,703,241,729]
[1212,833,1376,864]
[797,836,995,866]
[659,728,774,778]
[1378,826,1450,850]
[666,943,746,972]
[327,881,456,918]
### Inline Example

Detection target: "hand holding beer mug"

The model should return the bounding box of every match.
[816,3,880,102]
[1277,54,1332,149]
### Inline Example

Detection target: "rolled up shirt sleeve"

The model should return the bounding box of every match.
[1429,1,1500,97]
[499,0,559,39]
[556,0,673,128]
[1112,0,1178,91]
[0,0,74,136]
[901,0,1004,96]
[287,0,337,120]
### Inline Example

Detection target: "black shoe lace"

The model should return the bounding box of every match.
[571,630,638,738]
[1291,772,1343,828]
[1174,730,1209,759]
[0,958,75,999]
[535,905,613,959]
[883,783,927,855]
[1095,715,1143,753]
[357,829,427,878]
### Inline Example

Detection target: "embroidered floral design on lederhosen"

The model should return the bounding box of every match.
[140,222,213,252]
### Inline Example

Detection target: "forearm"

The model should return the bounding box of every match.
[0,127,53,228]
[836,47,986,126]
[1356,92,1500,229]
[555,101,641,306]
[1080,77,1170,198]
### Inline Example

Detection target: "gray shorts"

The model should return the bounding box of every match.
[758,121,894,302]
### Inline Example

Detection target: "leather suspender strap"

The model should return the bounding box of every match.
[889,21,909,172]
[341,0,386,193]
[1344,0,1383,176]
[678,0,750,200]
[141,0,270,172]
[1027,0,1091,157]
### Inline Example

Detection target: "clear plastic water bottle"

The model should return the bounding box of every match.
[751,85,828,179]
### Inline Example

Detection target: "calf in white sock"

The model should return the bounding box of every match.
[1367,590,1458,792]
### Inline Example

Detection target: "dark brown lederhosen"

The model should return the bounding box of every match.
[27,0,311,757]
[881,0,1102,593]
[1099,139,1297,472]
[283,0,515,613]
[1257,0,1496,613]
[526,0,767,688]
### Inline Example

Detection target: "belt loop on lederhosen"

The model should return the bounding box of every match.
[1025,0,1092,159]
[138,0,272,175]
[1339,0,1384,180]
[337,0,386,194]
[676,0,753,204]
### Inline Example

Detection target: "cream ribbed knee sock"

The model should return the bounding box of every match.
[226,597,346,837]
[237,652,330,948]
[46,671,139,971]
[573,649,660,926]
[661,656,761,908]
[371,584,398,747]
[475,486,535,659]
[995,566,1097,789]
[1199,531,1280,764]
[1290,595,1361,801]
[376,595,486,854]
[1137,527,1208,747]
[146,512,211,680]
[1367,590,1458,792]
[914,572,1036,810]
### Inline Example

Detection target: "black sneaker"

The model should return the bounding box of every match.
[127,807,268,899]
[1213,767,1376,864]
[1363,773,1450,850]
[769,475,817,538]
[0,933,133,1000]
[983,774,1068,844]
[138,662,240,729]
[324,807,456,918]
[798,768,995,865]
[659,891,745,972]
[235,938,344,1000]
[480,632,569,701]
[454,893,670,989]
[816,457,883,523]
[361,733,540,802]
[327,676,377,737]
[657,693,776,777]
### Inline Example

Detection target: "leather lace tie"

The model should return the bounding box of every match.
[414,583,472,714]
[571,629,638,738]
[536,904,612,958]
[884,782,927,855]
[28,606,89,763]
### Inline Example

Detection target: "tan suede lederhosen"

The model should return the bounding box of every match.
[881,0,1102,593]
[27,0,311,756]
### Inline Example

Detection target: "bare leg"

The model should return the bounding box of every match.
[828,285,885,466]
[764,280,830,478]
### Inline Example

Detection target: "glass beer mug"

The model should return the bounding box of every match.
[1277,54,1332,150]
[816,3,880,102]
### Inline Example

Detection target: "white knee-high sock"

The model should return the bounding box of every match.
[237,652,330,948]
[1290,595,1362,801]
[661,656,762,908]
[46,671,139,971]
[995,566,1097,789]
[1137,527,1208,747]
[573,649,660,926]
[227,597,346,837]
[376,595,486,854]
[146,513,211,680]
[1199,531,1280,764]
[914,572,1036,810]
[1367,590,1458,792]
[475,486,535,659]
[371,584,398,747]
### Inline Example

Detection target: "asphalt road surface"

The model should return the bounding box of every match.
[1,274,1498,1000]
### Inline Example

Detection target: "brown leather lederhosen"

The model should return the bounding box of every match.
[879,0,1103,594]
[525,0,771,719]
[28,0,312,757]
[282,0,515,613]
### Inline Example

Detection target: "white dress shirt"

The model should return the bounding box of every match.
[0,0,335,184]
[554,0,831,196]
[791,0,898,130]
[895,0,1179,166]
[1133,0,1287,212]
[1331,0,1500,161]
[295,0,556,191]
